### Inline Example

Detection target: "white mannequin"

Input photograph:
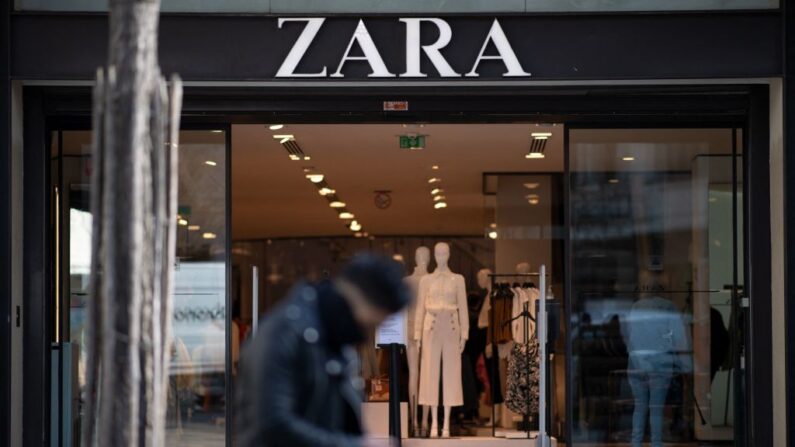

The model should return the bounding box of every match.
[404,246,430,437]
[415,242,468,438]
[516,261,531,275]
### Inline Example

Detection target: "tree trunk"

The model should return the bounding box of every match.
[82,0,182,445]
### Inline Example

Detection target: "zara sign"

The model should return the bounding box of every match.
[275,18,531,78]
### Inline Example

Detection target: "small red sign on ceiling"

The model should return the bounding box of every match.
[383,101,409,111]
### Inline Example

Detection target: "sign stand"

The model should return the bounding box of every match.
[388,343,402,447]
[377,310,407,446]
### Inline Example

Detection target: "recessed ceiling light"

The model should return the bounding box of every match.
[528,198,540,205]
[202,232,217,240]
[428,177,441,184]
[178,219,188,226]
[433,195,446,202]
[490,222,497,229]
[608,179,620,184]
[350,221,362,231]
[211,130,223,133]
[205,160,217,166]
[531,132,552,138]
[330,201,346,208]
[289,154,300,161]
[434,202,448,209]
[488,231,498,240]
[432,165,440,170]
[273,134,294,139]
[622,156,635,161]
[319,188,336,196]
[354,232,364,238]
[525,194,540,200]
[188,225,201,231]
[526,153,545,159]
[430,188,443,195]
[339,212,355,219]
[523,183,540,189]
[306,174,324,183]
[269,124,284,130]
[303,156,311,161]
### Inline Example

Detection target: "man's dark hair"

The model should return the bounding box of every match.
[340,253,410,313]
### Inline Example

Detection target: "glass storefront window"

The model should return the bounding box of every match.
[568,128,743,446]
[15,0,778,12]
[55,129,228,447]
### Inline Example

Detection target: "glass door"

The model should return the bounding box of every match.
[565,127,745,446]
[51,127,230,447]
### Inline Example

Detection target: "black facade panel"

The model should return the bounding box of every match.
[0,2,10,447]
[11,12,783,82]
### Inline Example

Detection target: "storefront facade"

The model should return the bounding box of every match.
[1,2,793,447]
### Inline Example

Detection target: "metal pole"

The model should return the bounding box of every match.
[252,266,259,335]
[388,343,403,446]
[538,264,547,447]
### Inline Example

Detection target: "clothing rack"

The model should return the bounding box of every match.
[488,266,550,446]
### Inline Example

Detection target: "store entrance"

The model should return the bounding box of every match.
[228,122,746,446]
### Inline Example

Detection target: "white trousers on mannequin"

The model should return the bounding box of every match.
[418,309,463,406]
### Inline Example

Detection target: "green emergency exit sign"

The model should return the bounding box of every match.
[399,135,426,150]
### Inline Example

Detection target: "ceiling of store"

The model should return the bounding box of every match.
[231,123,564,240]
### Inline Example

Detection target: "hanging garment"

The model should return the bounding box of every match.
[505,336,540,416]
[511,287,539,344]
[487,285,513,344]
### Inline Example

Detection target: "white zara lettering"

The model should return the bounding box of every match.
[275,18,328,77]
[274,17,531,79]
[399,18,459,78]
[465,19,531,78]
[331,20,395,78]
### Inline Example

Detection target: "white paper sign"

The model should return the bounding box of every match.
[376,309,407,346]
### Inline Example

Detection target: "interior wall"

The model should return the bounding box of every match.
[495,175,554,276]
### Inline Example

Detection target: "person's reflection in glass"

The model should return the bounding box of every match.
[623,274,690,447]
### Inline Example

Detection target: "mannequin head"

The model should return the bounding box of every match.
[434,242,451,270]
[477,268,492,289]
[415,246,431,269]
[516,262,531,275]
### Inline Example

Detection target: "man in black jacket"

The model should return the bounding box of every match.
[236,254,410,447]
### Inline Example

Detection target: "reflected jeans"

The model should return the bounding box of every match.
[627,353,672,447]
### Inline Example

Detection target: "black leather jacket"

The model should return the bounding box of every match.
[236,283,364,447]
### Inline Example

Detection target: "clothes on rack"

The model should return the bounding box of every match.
[505,338,541,416]
[511,285,539,344]
[487,284,514,344]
